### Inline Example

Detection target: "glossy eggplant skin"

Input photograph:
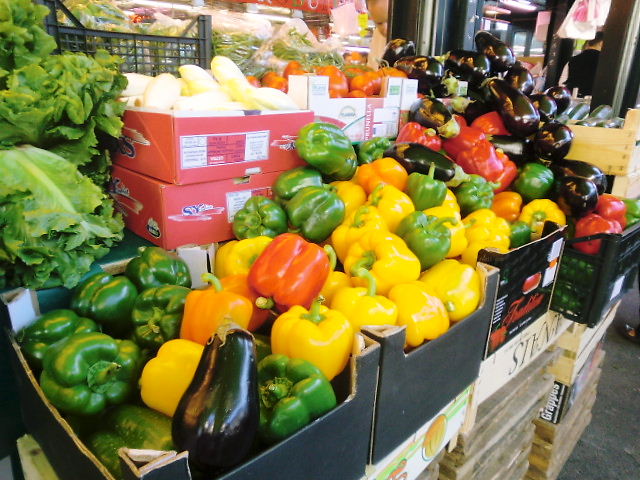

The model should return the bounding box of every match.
[463,100,492,125]
[504,62,534,95]
[534,122,574,162]
[529,94,558,122]
[544,86,572,115]
[553,176,599,218]
[549,159,607,195]
[474,31,516,73]
[382,39,416,67]
[445,50,491,89]
[172,326,259,473]
[394,56,445,93]
[409,97,459,138]
[489,135,535,166]
[384,143,456,182]
[484,78,540,138]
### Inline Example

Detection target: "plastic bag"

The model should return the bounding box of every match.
[252,18,344,75]
[201,9,272,75]
[557,0,610,39]
[58,0,133,32]
[144,12,195,37]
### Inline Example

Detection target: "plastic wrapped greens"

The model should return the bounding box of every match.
[57,0,134,32]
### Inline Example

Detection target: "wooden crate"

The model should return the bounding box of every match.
[439,350,557,480]
[527,356,602,480]
[566,109,640,175]
[609,171,640,198]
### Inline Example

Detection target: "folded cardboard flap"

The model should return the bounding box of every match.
[119,449,189,480]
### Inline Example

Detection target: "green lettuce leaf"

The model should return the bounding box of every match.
[0,145,124,289]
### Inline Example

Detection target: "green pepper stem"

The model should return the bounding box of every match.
[431,217,458,229]
[201,273,222,292]
[369,184,384,207]
[324,245,337,271]
[350,252,376,275]
[256,297,275,310]
[352,206,370,228]
[302,297,325,324]
[87,361,121,393]
[354,268,377,297]
[428,162,436,180]
[445,301,456,313]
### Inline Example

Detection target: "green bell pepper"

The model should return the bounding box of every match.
[509,220,532,249]
[18,309,99,370]
[285,186,345,243]
[406,164,447,211]
[125,247,191,291]
[131,285,191,350]
[513,163,554,202]
[70,272,138,337]
[296,122,357,181]
[623,198,640,227]
[454,175,496,216]
[273,167,324,204]
[232,195,288,240]
[357,137,392,165]
[40,332,142,416]
[258,353,337,444]
[396,212,452,270]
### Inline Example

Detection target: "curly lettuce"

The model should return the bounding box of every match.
[0,145,124,289]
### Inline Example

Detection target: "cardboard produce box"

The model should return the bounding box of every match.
[288,75,418,142]
[479,224,566,357]
[109,165,282,250]
[362,264,499,464]
[113,109,313,185]
[1,288,381,480]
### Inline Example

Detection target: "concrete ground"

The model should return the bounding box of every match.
[559,285,640,480]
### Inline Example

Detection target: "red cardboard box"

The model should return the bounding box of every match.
[109,164,281,249]
[113,109,313,185]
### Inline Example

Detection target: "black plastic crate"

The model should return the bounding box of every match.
[41,0,212,75]
[551,221,640,327]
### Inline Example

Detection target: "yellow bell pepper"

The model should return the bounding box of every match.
[139,339,204,417]
[331,180,367,219]
[365,184,415,233]
[330,268,398,330]
[331,205,387,263]
[423,205,467,258]
[271,299,354,380]
[442,188,460,211]
[320,245,351,304]
[461,209,510,267]
[344,230,421,295]
[388,281,450,347]
[215,236,272,278]
[518,199,566,238]
[420,259,481,321]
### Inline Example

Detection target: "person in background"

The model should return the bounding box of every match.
[559,32,604,97]
[366,0,388,69]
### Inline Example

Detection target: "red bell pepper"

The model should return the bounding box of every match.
[574,213,623,255]
[595,194,627,229]
[471,111,511,136]
[396,122,442,151]
[248,233,330,312]
[493,149,518,193]
[442,116,486,160]
[455,139,504,183]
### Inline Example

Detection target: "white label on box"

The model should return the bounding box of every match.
[226,190,253,222]
[373,107,399,123]
[548,238,564,261]
[244,131,270,161]
[180,135,208,168]
[610,275,625,301]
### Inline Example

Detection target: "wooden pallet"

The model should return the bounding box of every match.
[609,171,640,198]
[438,350,557,480]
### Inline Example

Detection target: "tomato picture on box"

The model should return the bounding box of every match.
[109,164,280,250]
[114,109,313,185]
[479,223,566,357]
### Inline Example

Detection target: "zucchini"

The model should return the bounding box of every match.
[85,431,124,479]
[589,104,613,120]
[563,102,591,122]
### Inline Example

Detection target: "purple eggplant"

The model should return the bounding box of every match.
[484,78,540,138]
[474,31,516,73]
[553,176,599,218]
[549,159,607,195]
[504,62,535,95]
[394,56,445,94]
[488,135,535,166]
[463,100,492,124]
[445,50,491,89]
[382,39,416,67]
[409,97,459,138]
[529,94,558,122]
[534,122,574,162]
[544,86,572,115]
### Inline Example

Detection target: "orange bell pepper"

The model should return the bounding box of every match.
[220,274,269,332]
[491,191,523,222]
[180,274,252,345]
[355,157,408,194]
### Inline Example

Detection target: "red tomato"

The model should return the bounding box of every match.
[261,72,288,93]
[246,76,261,88]
[378,67,408,78]
[315,65,349,98]
[347,89,368,98]
[349,72,381,96]
[283,61,307,79]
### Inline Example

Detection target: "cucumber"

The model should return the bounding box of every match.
[575,118,600,127]
[85,431,125,479]
[563,102,591,122]
[589,104,613,120]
